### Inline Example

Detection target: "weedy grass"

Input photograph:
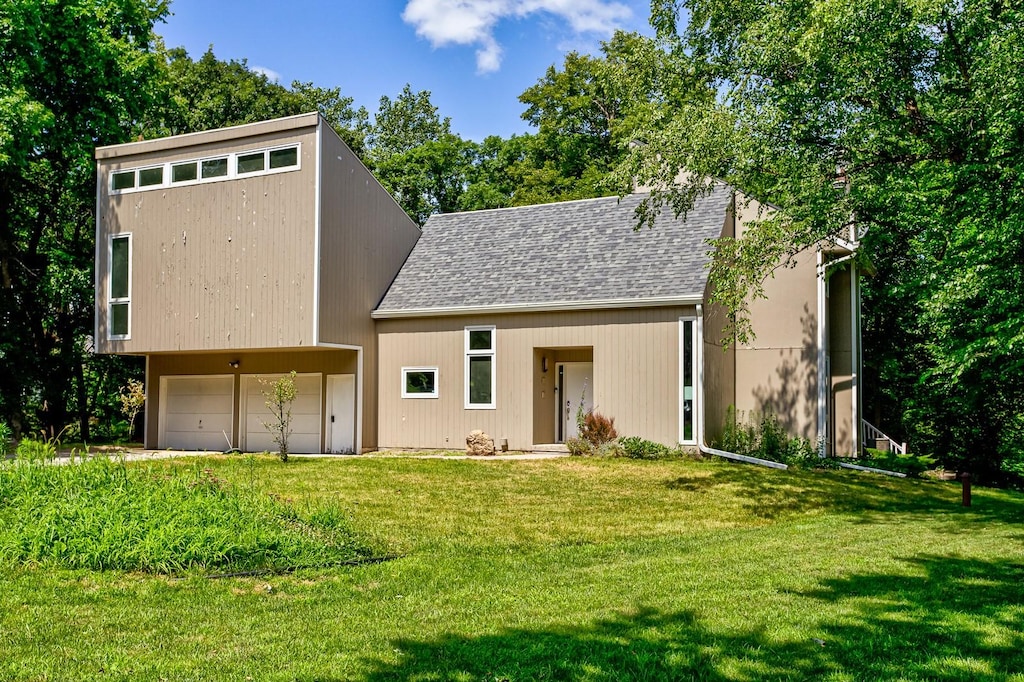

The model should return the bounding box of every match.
[0,455,372,574]
[1,455,1023,681]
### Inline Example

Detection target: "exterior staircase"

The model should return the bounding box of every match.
[862,420,906,455]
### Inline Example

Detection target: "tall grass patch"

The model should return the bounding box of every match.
[0,456,373,574]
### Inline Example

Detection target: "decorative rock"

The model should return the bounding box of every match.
[466,430,495,456]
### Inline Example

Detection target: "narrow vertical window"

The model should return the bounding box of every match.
[465,326,495,409]
[109,234,131,339]
[680,317,696,444]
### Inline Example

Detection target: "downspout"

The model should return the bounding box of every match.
[695,304,789,470]
[816,249,827,457]
[850,261,860,456]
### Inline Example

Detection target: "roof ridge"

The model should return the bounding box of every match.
[425,193,638,222]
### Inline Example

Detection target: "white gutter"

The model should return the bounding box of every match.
[694,304,789,470]
[372,295,703,319]
[836,461,905,478]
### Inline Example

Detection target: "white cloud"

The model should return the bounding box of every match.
[250,65,282,83]
[402,0,632,73]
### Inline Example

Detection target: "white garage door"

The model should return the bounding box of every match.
[159,375,234,451]
[242,373,322,454]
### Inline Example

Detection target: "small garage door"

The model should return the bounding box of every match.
[160,375,234,451]
[242,373,322,454]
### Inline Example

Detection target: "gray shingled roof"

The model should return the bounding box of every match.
[374,185,732,315]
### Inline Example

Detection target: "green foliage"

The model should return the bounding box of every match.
[0,421,11,456]
[565,437,590,457]
[153,47,369,153]
[118,378,145,442]
[0,0,168,440]
[859,449,938,478]
[259,371,297,462]
[618,436,670,460]
[14,437,57,464]
[0,456,371,573]
[626,1,1024,481]
[717,406,819,467]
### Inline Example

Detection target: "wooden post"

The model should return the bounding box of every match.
[961,472,971,507]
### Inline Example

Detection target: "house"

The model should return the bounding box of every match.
[95,113,862,456]
[373,185,862,456]
[94,113,421,453]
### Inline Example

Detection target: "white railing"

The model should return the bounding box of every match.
[862,420,906,455]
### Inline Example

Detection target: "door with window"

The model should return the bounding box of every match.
[557,362,593,441]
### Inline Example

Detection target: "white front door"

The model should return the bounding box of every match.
[326,374,355,454]
[558,362,593,441]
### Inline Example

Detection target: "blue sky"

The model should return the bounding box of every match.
[157,0,654,142]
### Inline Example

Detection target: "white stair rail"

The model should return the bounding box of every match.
[862,420,906,455]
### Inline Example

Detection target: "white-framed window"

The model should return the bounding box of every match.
[402,367,439,399]
[109,143,300,194]
[108,234,131,339]
[679,316,698,445]
[465,326,496,409]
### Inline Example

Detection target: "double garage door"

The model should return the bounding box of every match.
[159,374,352,453]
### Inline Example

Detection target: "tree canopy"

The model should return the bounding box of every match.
[622,0,1024,480]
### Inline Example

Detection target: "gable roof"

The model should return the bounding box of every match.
[373,184,733,318]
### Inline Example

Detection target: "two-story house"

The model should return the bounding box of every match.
[95,113,420,453]
[95,113,864,456]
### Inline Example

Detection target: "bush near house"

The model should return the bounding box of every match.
[717,406,818,466]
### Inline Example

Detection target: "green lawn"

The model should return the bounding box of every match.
[2,455,1023,681]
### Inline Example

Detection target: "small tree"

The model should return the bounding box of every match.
[119,379,146,442]
[260,371,297,462]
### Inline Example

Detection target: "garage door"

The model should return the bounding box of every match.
[242,373,322,454]
[159,375,234,451]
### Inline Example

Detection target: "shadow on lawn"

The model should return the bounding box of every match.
[358,555,1024,681]
[666,463,1024,524]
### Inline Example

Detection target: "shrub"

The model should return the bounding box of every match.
[565,437,590,457]
[0,456,373,573]
[716,406,822,467]
[619,436,670,460]
[860,448,937,477]
[580,411,618,447]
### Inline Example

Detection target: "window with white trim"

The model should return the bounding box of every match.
[109,234,131,339]
[679,317,697,444]
[402,367,439,398]
[109,144,300,194]
[465,326,495,409]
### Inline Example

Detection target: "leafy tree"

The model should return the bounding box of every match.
[152,47,369,155]
[0,0,169,439]
[623,0,1024,480]
[366,84,475,223]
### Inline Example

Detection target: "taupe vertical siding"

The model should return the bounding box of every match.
[732,247,819,440]
[377,307,693,450]
[316,125,420,450]
[96,123,319,354]
[827,267,854,455]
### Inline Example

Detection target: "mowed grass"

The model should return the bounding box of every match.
[1,455,1023,681]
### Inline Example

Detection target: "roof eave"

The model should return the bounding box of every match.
[372,295,705,319]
